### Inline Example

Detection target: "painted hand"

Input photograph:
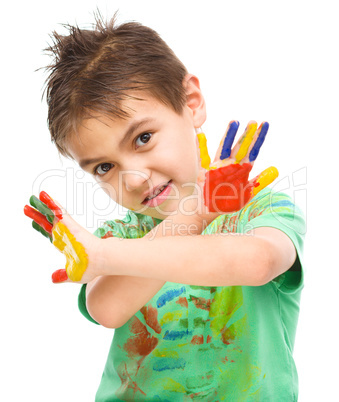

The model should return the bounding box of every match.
[197,121,278,214]
[24,192,102,284]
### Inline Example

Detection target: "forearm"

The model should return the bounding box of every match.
[104,232,272,287]
[86,213,207,328]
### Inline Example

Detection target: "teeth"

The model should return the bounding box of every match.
[145,184,167,201]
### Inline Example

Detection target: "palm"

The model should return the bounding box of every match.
[197,120,278,214]
[24,192,101,283]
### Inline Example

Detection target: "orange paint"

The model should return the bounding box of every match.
[140,306,162,334]
[191,335,204,345]
[124,317,159,357]
[190,296,211,311]
[176,297,188,308]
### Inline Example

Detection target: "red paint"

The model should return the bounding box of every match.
[191,335,204,345]
[176,297,188,308]
[190,296,211,311]
[140,306,162,334]
[117,363,147,397]
[102,231,114,239]
[39,191,63,220]
[52,269,68,283]
[124,317,158,357]
[24,205,53,234]
[220,325,235,345]
[204,163,254,213]
[206,335,212,343]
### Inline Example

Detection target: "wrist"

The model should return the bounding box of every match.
[95,236,114,277]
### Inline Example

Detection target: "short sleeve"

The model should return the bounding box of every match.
[237,188,306,292]
[78,283,99,325]
[78,211,162,324]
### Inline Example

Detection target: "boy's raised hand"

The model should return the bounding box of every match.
[24,192,102,284]
[197,120,278,214]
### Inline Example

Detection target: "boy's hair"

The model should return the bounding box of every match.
[44,13,188,157]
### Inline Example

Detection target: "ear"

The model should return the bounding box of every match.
[183,74,206,128]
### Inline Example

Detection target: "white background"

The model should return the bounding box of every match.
[1,0,338,400]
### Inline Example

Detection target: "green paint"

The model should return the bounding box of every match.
[32,221,52,242]
[193,317,207,328]
[30,195,54,224]
[179,318,188,328]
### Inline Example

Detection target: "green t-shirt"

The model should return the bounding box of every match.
[78,188,305,401]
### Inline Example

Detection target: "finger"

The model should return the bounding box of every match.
[251,166,279,197]
[213,120,239,163]
[39,191,63,220]
[52,269,69,283]
[248,122,269,163]
[24,205,53,235]
[52,221,88,282]
[232,121,258,163]
[197,132,211,170]
[32,221,53,242]
[30,195,54,224]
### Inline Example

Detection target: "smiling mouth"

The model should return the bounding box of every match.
[142,180,172,203]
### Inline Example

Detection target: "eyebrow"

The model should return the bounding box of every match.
[79,117,155,170]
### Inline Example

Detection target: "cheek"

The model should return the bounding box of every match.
[97,178,119,202]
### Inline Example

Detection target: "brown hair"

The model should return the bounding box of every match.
[44,13,188,157]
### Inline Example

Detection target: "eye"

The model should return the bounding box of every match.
[135,132,152,148]
[95,163,114,176]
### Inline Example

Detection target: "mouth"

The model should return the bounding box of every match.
[141,180,172,207]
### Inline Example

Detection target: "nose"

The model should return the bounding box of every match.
[121,169,151,192]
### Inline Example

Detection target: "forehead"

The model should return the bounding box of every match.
[67,93,177,162]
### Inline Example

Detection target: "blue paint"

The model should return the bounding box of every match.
[157,286,186,308]
[153,357,186,372]
[163,329,191,341]
[271,200,295,208]
[249,122,269,162]
[220,121,239,160]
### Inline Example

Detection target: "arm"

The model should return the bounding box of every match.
[24,121,278,327]
[101,226,297,287]
[86,212,207,328]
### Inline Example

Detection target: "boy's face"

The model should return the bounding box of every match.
[68,93,202,220]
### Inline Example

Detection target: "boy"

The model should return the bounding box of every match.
[25,14,304,401]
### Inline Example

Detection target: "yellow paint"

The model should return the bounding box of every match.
[197,133,211,170]
[252,166,279,196]
[152,349,179,358]
[160,311,183,325]
[235,122,257,163]
[52,222,88,281]
[162,378,186,393]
